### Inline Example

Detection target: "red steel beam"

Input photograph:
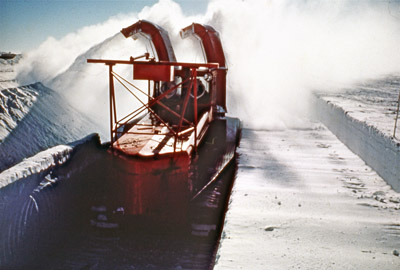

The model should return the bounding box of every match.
[87,59,218,69]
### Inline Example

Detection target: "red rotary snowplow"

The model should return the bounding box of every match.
[87,20,240,217]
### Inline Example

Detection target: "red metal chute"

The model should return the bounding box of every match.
[121,20,176,62]
[180,23,226,67]
[180,23,227,112]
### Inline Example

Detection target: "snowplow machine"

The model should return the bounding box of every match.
[88,20,240,218]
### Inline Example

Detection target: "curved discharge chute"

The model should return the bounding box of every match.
[180,23,227,112]
[180,23,226,68]
[121,20,177,62]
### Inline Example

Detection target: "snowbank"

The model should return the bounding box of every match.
[314,86,400,192]
[0,82,103,171]
[0,145,72,188]
[0,133,100,189]
[0,83,40,140]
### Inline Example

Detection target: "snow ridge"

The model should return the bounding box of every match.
[0,144,72,188]
[0,83,40,141]
[0,133,101,189]
[0,82,103,172]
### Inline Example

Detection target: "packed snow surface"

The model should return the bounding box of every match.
[216,125,400,269]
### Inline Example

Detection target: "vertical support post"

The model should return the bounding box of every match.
[148,80,151,111]
[193,68,198,151]
[112,71,117,126]
[175,76,194,153]
[108,64,115,149]
[216,67,227,114]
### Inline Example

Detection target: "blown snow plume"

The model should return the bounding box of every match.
[16,0,400,133]
[210,0,400,129]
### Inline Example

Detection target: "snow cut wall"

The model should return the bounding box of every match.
[314,95,400,192]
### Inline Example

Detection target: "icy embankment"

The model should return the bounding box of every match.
[314,75,400,191]
[0,134,103,268]
[0,145,72,188]
[0,133,100,188]
[0,82,102,172]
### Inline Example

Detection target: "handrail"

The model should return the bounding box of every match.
[112,71,192,125]
[88,57,213,153]
[87,58,218,69]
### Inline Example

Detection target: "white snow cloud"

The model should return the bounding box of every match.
[15,0,400,132]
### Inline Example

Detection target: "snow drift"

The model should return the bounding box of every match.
[0,82,102,172]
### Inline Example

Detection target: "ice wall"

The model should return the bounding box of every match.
[314,95,400,192]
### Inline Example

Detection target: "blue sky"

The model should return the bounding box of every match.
[1,0,209,53]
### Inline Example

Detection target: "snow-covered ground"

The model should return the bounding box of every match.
[215,126,400,269]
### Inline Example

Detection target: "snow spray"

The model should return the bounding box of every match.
[16,0,400,135]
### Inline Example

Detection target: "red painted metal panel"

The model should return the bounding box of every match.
[133,63,174,81]
[113,153,190,216]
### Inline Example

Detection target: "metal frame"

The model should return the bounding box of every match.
[88,58,219,152]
